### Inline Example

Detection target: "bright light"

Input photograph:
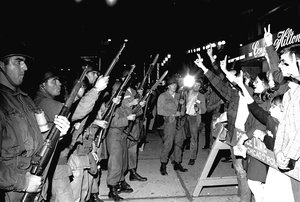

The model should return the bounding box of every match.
[106,0,118,7]
[183,74,195,88]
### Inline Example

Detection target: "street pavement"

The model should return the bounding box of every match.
[98,127,240,202]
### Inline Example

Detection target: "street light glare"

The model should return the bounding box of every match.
[183,74,195,88]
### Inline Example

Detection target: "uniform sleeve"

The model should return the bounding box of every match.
[0,111,27,191]
[71,88,100,121]
[110,108,129,128]
[38,98,63,122]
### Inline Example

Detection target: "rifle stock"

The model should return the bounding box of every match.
[21,65,91,202]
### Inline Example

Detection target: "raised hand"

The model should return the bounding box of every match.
[220,55,227,71]
[264,24,273,47]
[94,75,109,92]
[206,43,213,57]
[54,115,70,137]
[194,53,207,72]
[24,172,43,193]
[92,119,108,129]
[112,96,121,105]
[139,100,146,107]
[127,114,136,121]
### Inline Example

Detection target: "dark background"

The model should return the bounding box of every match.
[0,0,298,94]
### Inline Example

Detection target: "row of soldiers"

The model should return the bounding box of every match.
[0,41,151,202]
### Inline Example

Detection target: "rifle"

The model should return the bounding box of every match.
[137,53,159,93]
[105,42,126,77]
[95,64,136,148]
[21,65,91,202]
[79,42,127,136]
[176,87,186,130]
[123,70,168,140]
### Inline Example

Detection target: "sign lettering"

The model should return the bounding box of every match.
[234,129,300,181]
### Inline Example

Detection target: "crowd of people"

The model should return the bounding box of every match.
[1,23,300,202]
[194,24,300,202]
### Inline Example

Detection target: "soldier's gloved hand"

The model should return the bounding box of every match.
[94,75,109,92]
[130,98,139,106]
[54,115,70,137]
[93,119,108,129]
[127,114,136,120]
[24,172,43,193]
[139,100,146,107]
[112,96,121,105]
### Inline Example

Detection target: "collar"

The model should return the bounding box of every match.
[0,83,28,96]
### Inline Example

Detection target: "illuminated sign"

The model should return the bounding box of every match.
[229,27,300,63]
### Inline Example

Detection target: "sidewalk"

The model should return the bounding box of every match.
[98,128,240,202]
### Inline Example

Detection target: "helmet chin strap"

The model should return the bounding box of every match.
[0,65,19,88]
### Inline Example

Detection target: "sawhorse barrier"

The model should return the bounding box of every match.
[193,123,237,197]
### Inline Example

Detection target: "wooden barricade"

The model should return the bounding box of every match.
[193,123,238,197]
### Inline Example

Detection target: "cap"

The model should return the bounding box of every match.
[81,60,100,73]
[166,75,177,86]
[40,70,60,84]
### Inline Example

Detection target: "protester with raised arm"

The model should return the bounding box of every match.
[232,70,294,202]
[194,54,253,202]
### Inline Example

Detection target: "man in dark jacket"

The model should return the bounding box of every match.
[0,42,70,202]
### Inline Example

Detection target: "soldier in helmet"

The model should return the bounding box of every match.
[157,74,188,175]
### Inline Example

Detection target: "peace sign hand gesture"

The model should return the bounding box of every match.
[194,53,204,68]
[264,24,273,47]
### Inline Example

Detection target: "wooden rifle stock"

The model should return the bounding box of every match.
[95,64,136,148]
[21,66,91,202]
[124,70,168,139]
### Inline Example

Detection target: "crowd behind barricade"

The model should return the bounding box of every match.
[1,23,300,202]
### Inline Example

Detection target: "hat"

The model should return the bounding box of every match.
[0,40,33,61]
[40,70,60,84]
[81,60,99,73]
[166,75,177,86]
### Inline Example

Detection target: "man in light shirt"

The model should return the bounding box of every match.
[185,80,206,165]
